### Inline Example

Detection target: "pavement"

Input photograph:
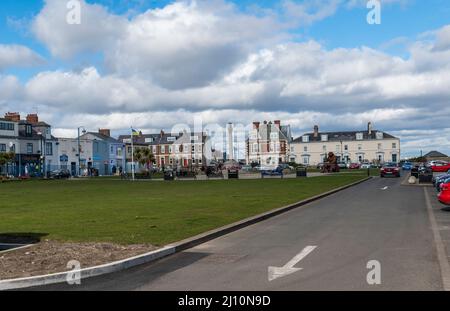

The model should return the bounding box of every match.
[32,175,450,291]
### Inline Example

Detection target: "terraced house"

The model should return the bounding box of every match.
[291,123,401,166]
[246,120,293,166]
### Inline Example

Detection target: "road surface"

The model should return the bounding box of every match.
[35,176,450,291]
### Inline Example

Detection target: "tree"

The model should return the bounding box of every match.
[0,152,15,176]
[134,147,155,173]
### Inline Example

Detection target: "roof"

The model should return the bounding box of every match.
[118,132,186,145]
[424,150,448,158]
[83,132,121,144]
[292,130,397,143]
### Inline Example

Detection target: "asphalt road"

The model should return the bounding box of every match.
[36,176,450,291]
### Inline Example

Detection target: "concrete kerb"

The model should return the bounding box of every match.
[0,176,371,290]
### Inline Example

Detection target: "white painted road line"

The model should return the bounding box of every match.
[424,188,450,291]
[268,246,317,281]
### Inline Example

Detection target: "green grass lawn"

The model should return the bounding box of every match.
[0,175,366,246]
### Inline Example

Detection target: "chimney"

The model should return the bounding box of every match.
[368,122,373,135]
[99,129,111,137]
[253,122,260,130]
[26,113,39,124]
[274,120,281,128]
[4,112,20,122]
[160,130,165,137]
[313,125,319,138]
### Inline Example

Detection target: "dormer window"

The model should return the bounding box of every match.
[321,134,328,142]
[302,135,309,143]
[356,133,363,140]
[376,132,384,139]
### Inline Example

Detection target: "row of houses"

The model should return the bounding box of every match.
[0,112,401,177]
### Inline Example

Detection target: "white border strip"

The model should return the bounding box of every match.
[0,246,175,291]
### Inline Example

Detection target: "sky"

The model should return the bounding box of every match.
[0,0,450,157]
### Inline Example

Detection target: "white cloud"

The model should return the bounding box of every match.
[0,44,44,70]
[32,0,126,59]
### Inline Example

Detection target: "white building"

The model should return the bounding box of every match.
[291,123,401,166]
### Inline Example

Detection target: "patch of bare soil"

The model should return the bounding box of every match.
[0,240,157,280]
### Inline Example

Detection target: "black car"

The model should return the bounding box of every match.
[49,169,71,179]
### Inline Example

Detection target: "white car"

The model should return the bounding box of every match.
[360,163,371,169]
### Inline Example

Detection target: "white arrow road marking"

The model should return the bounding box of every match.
[268,245,317,281]
[381,186,388,190]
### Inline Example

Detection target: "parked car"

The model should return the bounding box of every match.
[380,162,401,178]
[436,176,450,192]
[438,181,450,205]
[431,161,450,173]
[349,163,361,169]
[402,162,413,170]
[360,163,371,169]
[279,163,294,170]
[261,165,283,177]
[49,169,71,179]
[337,162,348,169]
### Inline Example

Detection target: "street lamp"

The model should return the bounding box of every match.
[77,126,87,177]
[37,131,46,178]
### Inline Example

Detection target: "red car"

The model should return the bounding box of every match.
[380,163,400,178]
[438,182,450,205]
[431,162,450,172]
[349,163,360,169]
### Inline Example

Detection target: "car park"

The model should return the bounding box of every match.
[380,162,400,178]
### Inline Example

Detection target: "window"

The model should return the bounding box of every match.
[252,143,258,153]
[344,145,348,151]
[0,144,6,152]
[376,132,384,140]
[322,145,326,152]
[9,144,15,152]
[302,135,309,143]
[152,146,157,154]
[321,134,328,142]
[145,138,153,143]
[270,132,279,140]
[378,143,382,150]
[0,122,14,131]
[356,133,363,140]
[169,146,173,153]
[27,143,33,154]
[26,125,32,136]
[191,145,195,152]
[110,146,114,153]
[45,142,53,155]
[392,142,397,149]
[303,156,309,165]
[336,145,340,152]
[358,144,362,151]
[304,146,308,152]
[117,148,122,157]
[167,137,176,142]
[161,145,166,153]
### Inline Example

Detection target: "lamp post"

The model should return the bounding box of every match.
[37,131,46,177]
[77,126,86,177]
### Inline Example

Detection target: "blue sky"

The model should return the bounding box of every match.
[1,0,450,157]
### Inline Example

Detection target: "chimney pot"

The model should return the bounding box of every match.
[313,125,319,138]
[26,113,39,124]
[4,112,20,122]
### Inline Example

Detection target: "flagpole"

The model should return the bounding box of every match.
[131,127,135,181]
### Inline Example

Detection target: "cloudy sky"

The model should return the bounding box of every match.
[0,0,449,157]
